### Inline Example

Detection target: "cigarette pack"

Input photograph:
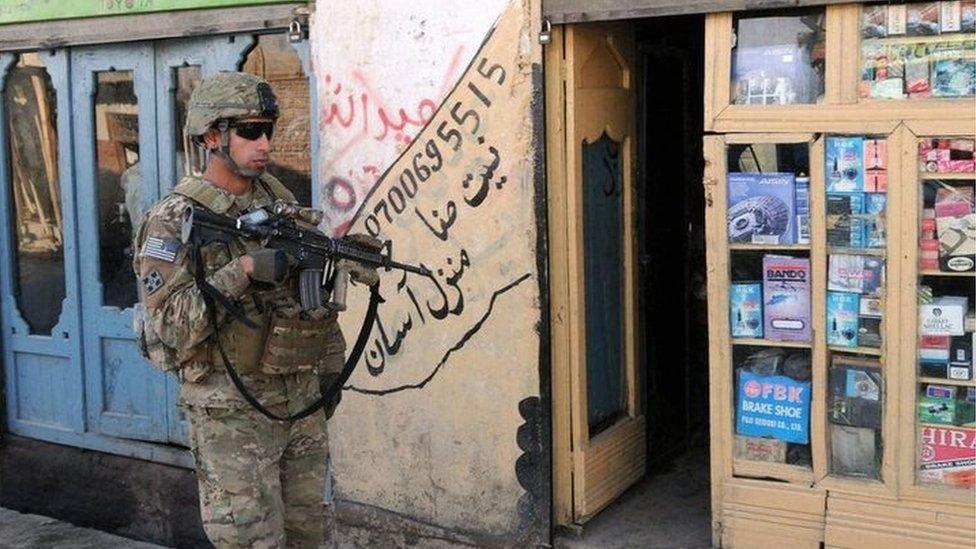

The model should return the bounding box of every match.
[730,282,764,338]
[827,291,860,347]
[727,172,797,245]
[826,137,865,193]
[828,254,885,297]
[763,255,811,342]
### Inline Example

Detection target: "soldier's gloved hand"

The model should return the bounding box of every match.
[342,233,383,286]
[245,248,289,285]
[320,371,343,420]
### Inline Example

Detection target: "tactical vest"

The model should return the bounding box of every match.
[134,173,313,376]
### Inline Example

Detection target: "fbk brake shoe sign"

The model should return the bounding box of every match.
[736,372,811,444]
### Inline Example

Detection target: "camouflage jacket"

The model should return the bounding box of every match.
[133,173,344,412]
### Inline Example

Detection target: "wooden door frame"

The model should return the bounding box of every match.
[546,22,645,526]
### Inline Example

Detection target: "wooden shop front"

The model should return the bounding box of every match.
[545,1,975,546]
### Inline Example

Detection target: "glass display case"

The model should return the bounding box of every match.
[913,136,975,490]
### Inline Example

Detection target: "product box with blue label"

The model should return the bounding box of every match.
[763,255,811,342]
[727,173,797,245]
[864,193,887,248]
[826,136,865,193]
[827,291,860,347]
[827,193,866,248]
[730,282,764,338]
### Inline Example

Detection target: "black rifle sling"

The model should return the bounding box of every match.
[194,241,382,422]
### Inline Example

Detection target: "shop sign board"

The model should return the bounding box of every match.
[736,371,811,444]
[0,0,297,25]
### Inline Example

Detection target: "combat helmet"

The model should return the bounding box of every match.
[185,71,279,177]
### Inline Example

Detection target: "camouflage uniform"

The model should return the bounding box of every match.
[133,72,342,549]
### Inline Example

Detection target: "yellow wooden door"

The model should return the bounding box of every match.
[564,22,644,522]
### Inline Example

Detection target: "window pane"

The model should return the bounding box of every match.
[823,134,890,481]
[914,136,975,490]
[4,53,65,335]
[242,34,312,206]
[94,70,139,309]
[173,65,202,180]
[860,2,976,101]
[731,8,826,105]
[726,143,813,469]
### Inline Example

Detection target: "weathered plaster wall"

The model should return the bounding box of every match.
[310,0,546,541]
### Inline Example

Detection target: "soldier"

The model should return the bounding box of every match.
[132,72,361,548]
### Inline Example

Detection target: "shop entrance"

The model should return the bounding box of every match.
[547,15,709,544]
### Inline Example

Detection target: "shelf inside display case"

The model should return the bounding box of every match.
[918,377,976,387]
[732,338,812,349]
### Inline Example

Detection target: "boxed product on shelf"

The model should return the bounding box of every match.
[949,335,974,380]
[827,291,860,347]
[889,4,908,35]
[763,255,811,341]
[827,193,867,248]
[964,0,976,32]
[864,193,887,248]
[727,172,797,245]
[731,44,808,105]
[918,424,975,489]
[861,4,887,38]
[934,185,975,218]
[937,213,975,272]
[828,254,885,296]
[736,370,811,444]
[906,55,932,98]
[795,174,810,245]
[920,334,952,362]
[906,2,941,36]
[863,139,888,192]
[920,295,969,335]
[829,356,883,429]
[942,0,963,32]
[859,296,884,349]
[921,212,941,270]
[917,384,974,425]
[730,282,764,338]
[919,138,976,173]
[831,424,879,478]
[826,136,865,193]
[734,435,787,462]
[931,47,976,98]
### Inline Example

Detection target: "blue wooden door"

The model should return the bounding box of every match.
[0,51,87,443]
[72,43,169,442]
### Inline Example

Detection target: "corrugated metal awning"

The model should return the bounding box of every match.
[544,0,853,24]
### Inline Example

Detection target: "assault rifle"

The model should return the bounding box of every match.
[180,201,428,422]
[182,201,429,310]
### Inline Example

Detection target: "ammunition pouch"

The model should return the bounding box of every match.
[259,305,345,375]
[133,302,181,372]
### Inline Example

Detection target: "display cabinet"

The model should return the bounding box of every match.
[705,4,974,547]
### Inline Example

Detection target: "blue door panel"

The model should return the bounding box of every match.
[0,50,87,438]
[71,43,169,442]
[13,353,74,428]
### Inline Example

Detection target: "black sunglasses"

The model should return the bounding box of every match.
[232,121,275,141]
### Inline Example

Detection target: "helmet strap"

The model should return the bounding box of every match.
[212,119,262,179]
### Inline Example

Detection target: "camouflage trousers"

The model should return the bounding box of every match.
[186,404,330,549]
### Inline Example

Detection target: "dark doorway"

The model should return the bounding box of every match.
[635,15,709,469]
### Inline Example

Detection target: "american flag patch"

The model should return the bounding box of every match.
[142,237,182,263]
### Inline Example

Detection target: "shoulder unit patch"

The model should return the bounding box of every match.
[141,269,165,295]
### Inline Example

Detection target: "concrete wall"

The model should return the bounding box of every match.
[311,0,548,542]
